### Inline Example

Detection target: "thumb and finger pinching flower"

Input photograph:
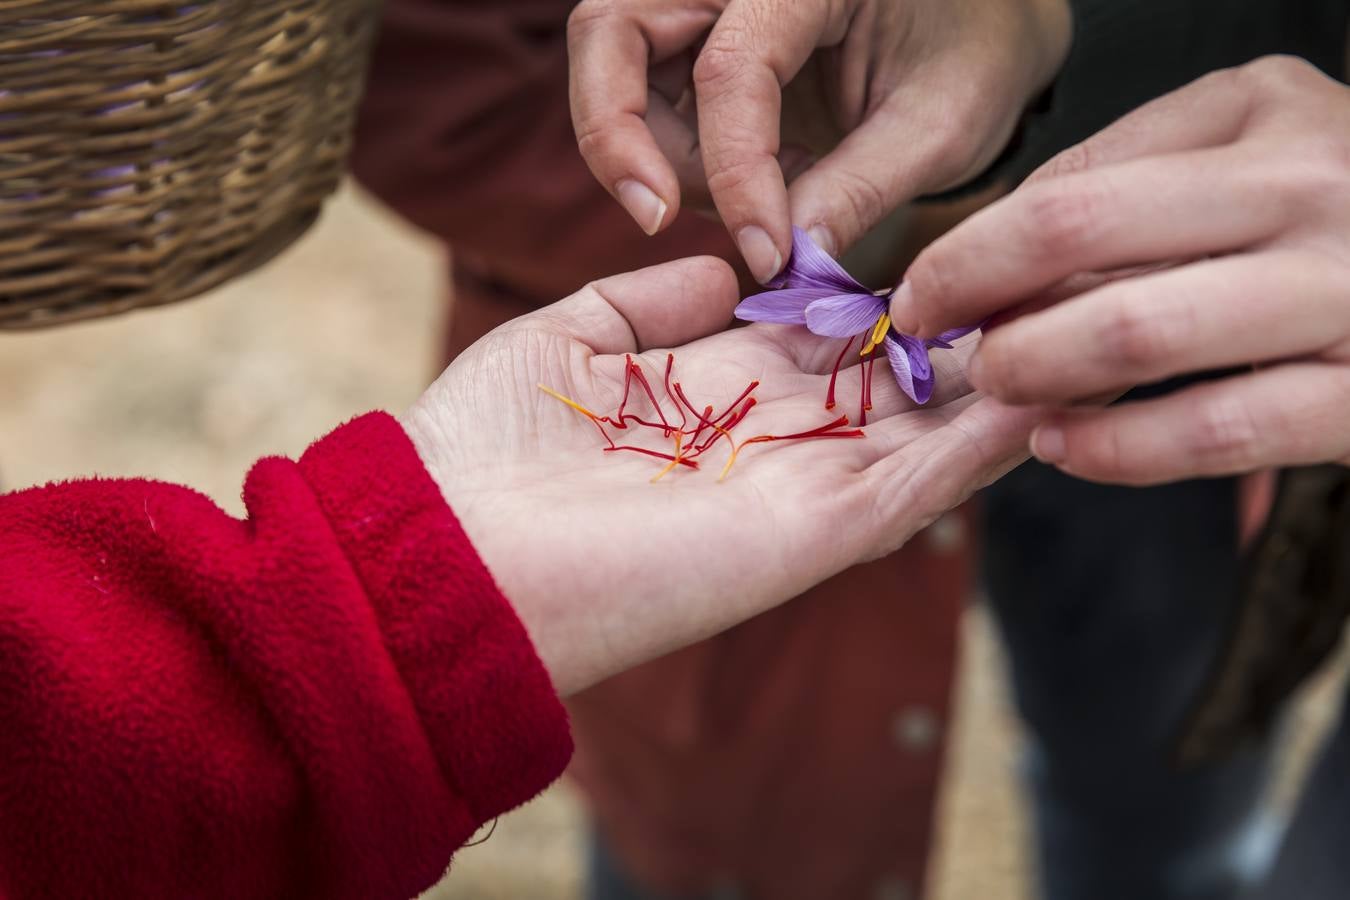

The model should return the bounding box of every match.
[541,229,980,482]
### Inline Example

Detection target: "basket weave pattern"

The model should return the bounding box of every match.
[0,0,379,328]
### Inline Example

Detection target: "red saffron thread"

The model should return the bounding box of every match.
[627,356,675,436]
[825,337,855,411]
[674,383,738,457]
[662,353,688,432]
[540,354,865,481]
[859,352,878,426]
[604,445,700,468]
[708,380,760,428]
[719,415,865,481]
[687,404,715,448]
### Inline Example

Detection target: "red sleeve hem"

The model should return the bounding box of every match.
[298,412,573,822]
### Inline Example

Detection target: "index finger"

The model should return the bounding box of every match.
[890,68,1261,338]
[568,2,717,235]
[693,0,840,283]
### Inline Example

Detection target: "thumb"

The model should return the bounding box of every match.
[511,256,740,356]
[789,85,1012,257]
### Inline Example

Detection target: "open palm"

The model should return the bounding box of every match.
[404,258,1040,695]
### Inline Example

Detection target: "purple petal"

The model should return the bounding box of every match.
[735,287,840,325]
[803,292,887,338]
[781,227,869,293]
[884,334,935,405]
[927,323,983,350]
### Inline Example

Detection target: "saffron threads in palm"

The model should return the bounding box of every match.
[673,383,737,456]
[718,416,865,482]
[538,354,864,482]
[604,444,700,468]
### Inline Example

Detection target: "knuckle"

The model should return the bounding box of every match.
[692,39,747,94]
[1100,298,1175,370]
[703,153,763,199]
[1080,422,1132,482]
[567,0,618,39]
[1190,396,1262,466]
[920,125,985,187]
[1025,182,1102,258]
[574,122,623,168]
[1033,142,1095,183]
[1239,55,1321,94]
[1290,137,1350,202]
[828,169,889,232]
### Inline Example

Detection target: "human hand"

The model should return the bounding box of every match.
[567,0,1072,283]
[890,56,1350,486]
[402,257,1039,696]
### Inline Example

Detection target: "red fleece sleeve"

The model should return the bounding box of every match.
[0,412,572,900]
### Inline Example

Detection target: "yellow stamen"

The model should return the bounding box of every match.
[860,312,891,357]
[538,384,603,421]
[718,441,743,482]
[651,431,684,483]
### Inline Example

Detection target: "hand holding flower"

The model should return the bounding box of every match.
[736,228,979,407]
[566,0,1072,282]
[889,56,1350,485]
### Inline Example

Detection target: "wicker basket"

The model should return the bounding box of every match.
[0,0,380,329]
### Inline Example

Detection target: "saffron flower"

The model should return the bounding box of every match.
[734,228,978,405]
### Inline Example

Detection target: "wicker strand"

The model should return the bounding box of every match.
[0,0,379,328]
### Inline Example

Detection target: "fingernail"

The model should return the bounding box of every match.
[736,225,784,284]
[616,179,668,236]
[889,282,919,334]
[806,224,836,257]
[1031,424,1066,464]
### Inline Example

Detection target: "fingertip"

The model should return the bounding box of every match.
[616,178,670,236]
[1030,422,1067,464]
[735,225,785,284]
[682,254,740,298]
[805,224,836,258]
[888,282,921,336]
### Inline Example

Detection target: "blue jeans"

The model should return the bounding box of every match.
[589,465,1282,900]
[588,834,725,900]
[982,464,1277,900]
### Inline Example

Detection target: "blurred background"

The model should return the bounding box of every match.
[0,183,1344,900]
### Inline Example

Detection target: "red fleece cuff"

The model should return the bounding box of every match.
[298,412,572,822]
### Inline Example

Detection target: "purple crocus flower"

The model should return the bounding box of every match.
[735,227,977,405]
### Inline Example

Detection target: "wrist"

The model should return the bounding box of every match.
[398,403,578,694]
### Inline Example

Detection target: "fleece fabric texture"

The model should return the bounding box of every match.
[0,412,572,900]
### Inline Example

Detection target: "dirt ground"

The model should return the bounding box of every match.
[2,185,1343,900]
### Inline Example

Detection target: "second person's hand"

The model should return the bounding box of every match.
[567,0,1072,283]
[891,56,1350,485]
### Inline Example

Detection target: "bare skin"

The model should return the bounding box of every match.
[567,0,1072,282]
[892,56,1350,485]
[403,257,1040,695]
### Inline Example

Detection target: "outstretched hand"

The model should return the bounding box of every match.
[403,257,1040,695]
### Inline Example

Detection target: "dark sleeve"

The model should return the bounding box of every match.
[999,0,1350,184]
